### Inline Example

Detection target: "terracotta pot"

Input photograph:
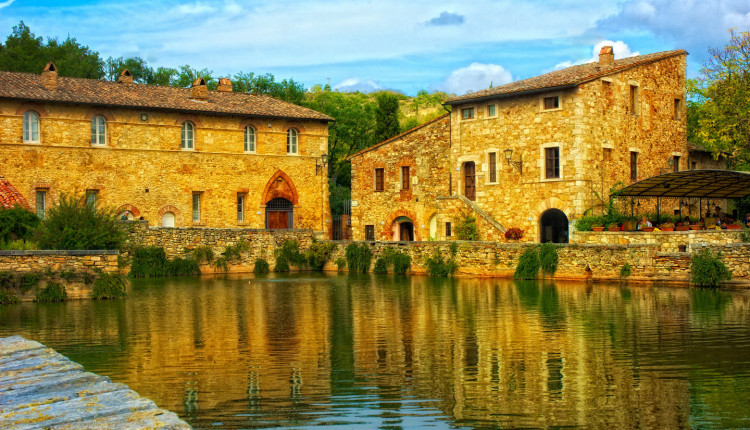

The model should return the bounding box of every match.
[726,224,742,230]
[661,227,674,232]
[675,226,689,231]
[690,225,704,230]
[642,227,655,232]
[592,226,605,232]
[608,226,620,231]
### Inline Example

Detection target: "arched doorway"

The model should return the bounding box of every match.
[540,209,568,243]
[391,216,414,241]
[266,197,293,229]
[161,212,175,227]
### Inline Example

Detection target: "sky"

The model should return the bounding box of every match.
[0,0,748,96]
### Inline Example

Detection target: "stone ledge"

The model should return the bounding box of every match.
[0,250,120,256]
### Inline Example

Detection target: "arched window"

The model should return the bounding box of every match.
[244,126,256,153]
[91,115,107,145]
[287,128,298,154]
[181,121,194,150]
[23,111,40,143]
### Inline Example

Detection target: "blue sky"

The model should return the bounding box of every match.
[0,0,748,95]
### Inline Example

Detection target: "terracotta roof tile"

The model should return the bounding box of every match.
[0,71,333,122]
[0,176,31,210]
[446,49,687,105]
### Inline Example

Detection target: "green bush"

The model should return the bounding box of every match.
[514,247,540,280]
[274,257,290,272]
[36,193,125,250]
[0,290,19,305]
[19,272,42,292]
[0,205,40,243]
[424,249,458,276]
[345,242,372,273]
[253,258,270,274]
[306,240,337,271]
[170,257,200,276]
[620,263,632,278]
[574,216,604,231]
[539,243,558,276]
[191,246,214,263]
[373,257,387,274]
[335,257,346,271]
[35,282,67,302]
[275,240,307,269]
[129,247,200,277]
[0,239,38,250]
[92,273,126,299]
[690,248,732,287]
[212,256,229,272]
[392,252,411,275]
[455,210,480,241]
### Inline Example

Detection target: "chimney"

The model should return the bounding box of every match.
[599,46,614,68]
[191,77,208,101]
[118,69,134,84]
[217,77,233,92]
[41,62,58,90]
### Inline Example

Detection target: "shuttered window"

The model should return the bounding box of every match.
[545,147,560,179]
[489,152,497,182]
[365,225,375,241]
[630,152,638,181]
[375,168,384,191]
[401,166,410,190]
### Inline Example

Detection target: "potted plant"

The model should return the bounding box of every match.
[505,227,524,241]
[622,218,638,231]
[726,222,743,230]
[690,222,704,230]
[607,222,620,232]
[591,222,605,232]
[660,222,675,232]
[642,225,655,232]
[675,222,689,231]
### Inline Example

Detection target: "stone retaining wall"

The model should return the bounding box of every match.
[571,229,745,253]
[0,250,120,300]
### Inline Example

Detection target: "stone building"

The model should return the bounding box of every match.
[0,64,332,232]
[351,47,689,242]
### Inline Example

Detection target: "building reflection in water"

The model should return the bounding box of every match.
[2,274,750,428]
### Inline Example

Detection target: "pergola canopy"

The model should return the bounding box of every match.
[617,170,750,199]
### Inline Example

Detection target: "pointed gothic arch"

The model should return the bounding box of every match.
[261,170,299,205]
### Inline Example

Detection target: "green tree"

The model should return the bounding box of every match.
[151,66,179,86]
[233,72,306,104]
[105,56,154,83]
[36,193,126,250]
[0,22,45,73]
[173,65,217,89]
[374,91,401,143]
[689,30,750,169]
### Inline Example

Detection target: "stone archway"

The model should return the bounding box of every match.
[540,209,569,243]
[385,209,421,241]
[158,205,180,227]
[261,170,299,205]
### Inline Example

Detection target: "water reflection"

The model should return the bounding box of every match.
[2,274,750,428]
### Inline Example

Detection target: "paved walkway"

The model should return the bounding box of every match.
[0,335,190,429]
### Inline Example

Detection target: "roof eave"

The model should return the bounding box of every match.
[444,83,578,106]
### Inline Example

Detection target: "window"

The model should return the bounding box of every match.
[487,104,496,117]
[445,222,452,237]
[374,168,384,192]
[181,121,194,150]
[674,98,682,120]
[629,85,639,115]
[90,115,106,145]
[244,126,256,153]
[287,128,298,154]
[237,193,245,223]
[365,225,375,241]
[630,152,638,181]
[673,156,680,172]
[489,152,497,182]
[36,190,47,219]
[22,111,40,143]
[543,96,559,110]
[545,147,560,179]
[461,107,475,120]
[401,166,410,190]
[85,190,98,207]
[692,161,697,170]
[192,193,201,222]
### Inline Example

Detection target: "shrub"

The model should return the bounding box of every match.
[92,273,126,299]
[253,258,270,274]
[335,257,346,271]
[455,210,480,241]
[373,257,388,274]
[19,272,42,292]
[620,263,632,278]
[275,240,307,269]
[539,243,558,276]
[35,282,67,302]
[306,240,337,271]
[130,247,200,277]
[0,289,19,305]
[690,248,732,287]
[514,247,540,280]
[505,227,524,240]
[345,242,372,273]
[450,241,458,256]
[191,246,214,263]
[575,216,603,232]
[0,239,38,250]
[0,205,40,243]
[274,257,290,272]
[212,256,229,272]
[424,249,458,276]
[36,193,126,250]
[392,252,411,275]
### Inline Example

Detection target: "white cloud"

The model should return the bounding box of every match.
[333,78,381,93]
[441,63,513,95]
[551,40,638,70]
[0,0,15,10]
[176,2,216,15]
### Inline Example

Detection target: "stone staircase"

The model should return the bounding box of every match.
[438,195,507,236]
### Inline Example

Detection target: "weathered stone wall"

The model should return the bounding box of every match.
[350,114,451,241]
[572,229,745,253]
[0,100,330,232]
[448,53,688,241]
[0,250,120,299]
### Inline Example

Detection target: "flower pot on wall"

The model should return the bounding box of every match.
[661,227,674,232]
[592,226,605,232]
[726,224,742,230]
[642,227,655,232]
[675,226,689,231]
[690,225,704,230]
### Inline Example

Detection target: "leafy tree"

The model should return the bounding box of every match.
[174,65,217,89]
[151,66,179,86]
[0,21,45,73]
[374,91,401,143]
[36,193,126,250]
[105,56,154,83]
[0,205,40,243]
[44,36,104,79]
[233,71,306,104]
[689,30,750,169]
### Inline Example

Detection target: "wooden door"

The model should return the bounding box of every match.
[268,211,289,229]
[464,162,476,201]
